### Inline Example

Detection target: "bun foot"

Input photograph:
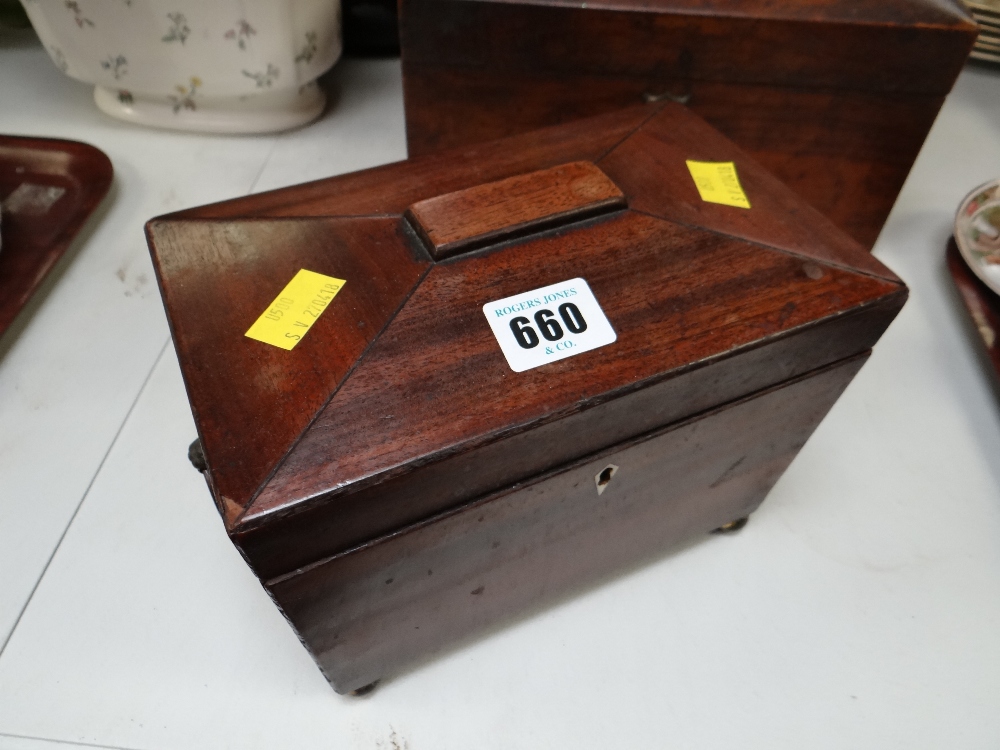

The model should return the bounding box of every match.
[188,438,207,473]
[712,516,748,534]
[349,680,380,697]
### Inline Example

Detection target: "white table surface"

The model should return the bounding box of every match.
[1,25,999,750]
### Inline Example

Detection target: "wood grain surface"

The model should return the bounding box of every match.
[168,102,896,282]
[172,106,659,222]
[405,161,625,259]
[236,211,903,578]
[148,101,907,565]
[147,217,429,518]
[398,0,976,248]
[270,353,868,693]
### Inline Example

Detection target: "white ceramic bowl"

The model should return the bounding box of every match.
[21,0,342,133]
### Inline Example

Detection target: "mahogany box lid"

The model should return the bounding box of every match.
[146,102,907,581]
[398,0,977,249]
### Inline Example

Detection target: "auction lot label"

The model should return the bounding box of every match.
[483,278,616,372]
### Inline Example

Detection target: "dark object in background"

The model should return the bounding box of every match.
[399,0,977,250]
[0,0,30,29]
[146,102,906,694]
[342,0,399,57]
[0,136,113,340]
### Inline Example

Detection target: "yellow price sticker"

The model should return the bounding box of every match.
[245,269,346,351]
[685,160,751,209]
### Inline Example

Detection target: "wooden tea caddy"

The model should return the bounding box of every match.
[399,0,977,249]
[146,102,907,694]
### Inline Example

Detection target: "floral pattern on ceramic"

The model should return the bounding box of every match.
[100,53,127,79]
[20,0,342,134]
[243,64,279,88]
[161,12,190,44]
[168,76,200,112]
[224,19,255,50]
[64,1,93,28]
[955,178,1000,295]
[295,31,318,63]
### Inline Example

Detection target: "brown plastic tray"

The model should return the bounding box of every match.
[0,135,113,338]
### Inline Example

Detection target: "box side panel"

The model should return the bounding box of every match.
[234,293,901,579]
[400,1,973,95]
[267,352,868,693]
[476,0,973,27]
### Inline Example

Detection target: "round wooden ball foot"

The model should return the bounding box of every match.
[349,680,380,697]
[188,438,207,473]
[712,516,748,534]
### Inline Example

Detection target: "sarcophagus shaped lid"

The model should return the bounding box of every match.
[147,102,906,579]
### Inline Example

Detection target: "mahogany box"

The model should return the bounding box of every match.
[146,102,906,694]
[399,0,977,249]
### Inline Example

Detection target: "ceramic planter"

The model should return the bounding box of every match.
[22,0,342,134]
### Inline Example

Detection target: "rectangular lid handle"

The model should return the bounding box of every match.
[405,161,626,260]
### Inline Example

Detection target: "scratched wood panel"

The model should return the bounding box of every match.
[270,354,868,693]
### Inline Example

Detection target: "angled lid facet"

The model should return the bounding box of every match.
[147,216,429,520]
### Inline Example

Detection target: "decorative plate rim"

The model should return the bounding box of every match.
[955,177,1000,296]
